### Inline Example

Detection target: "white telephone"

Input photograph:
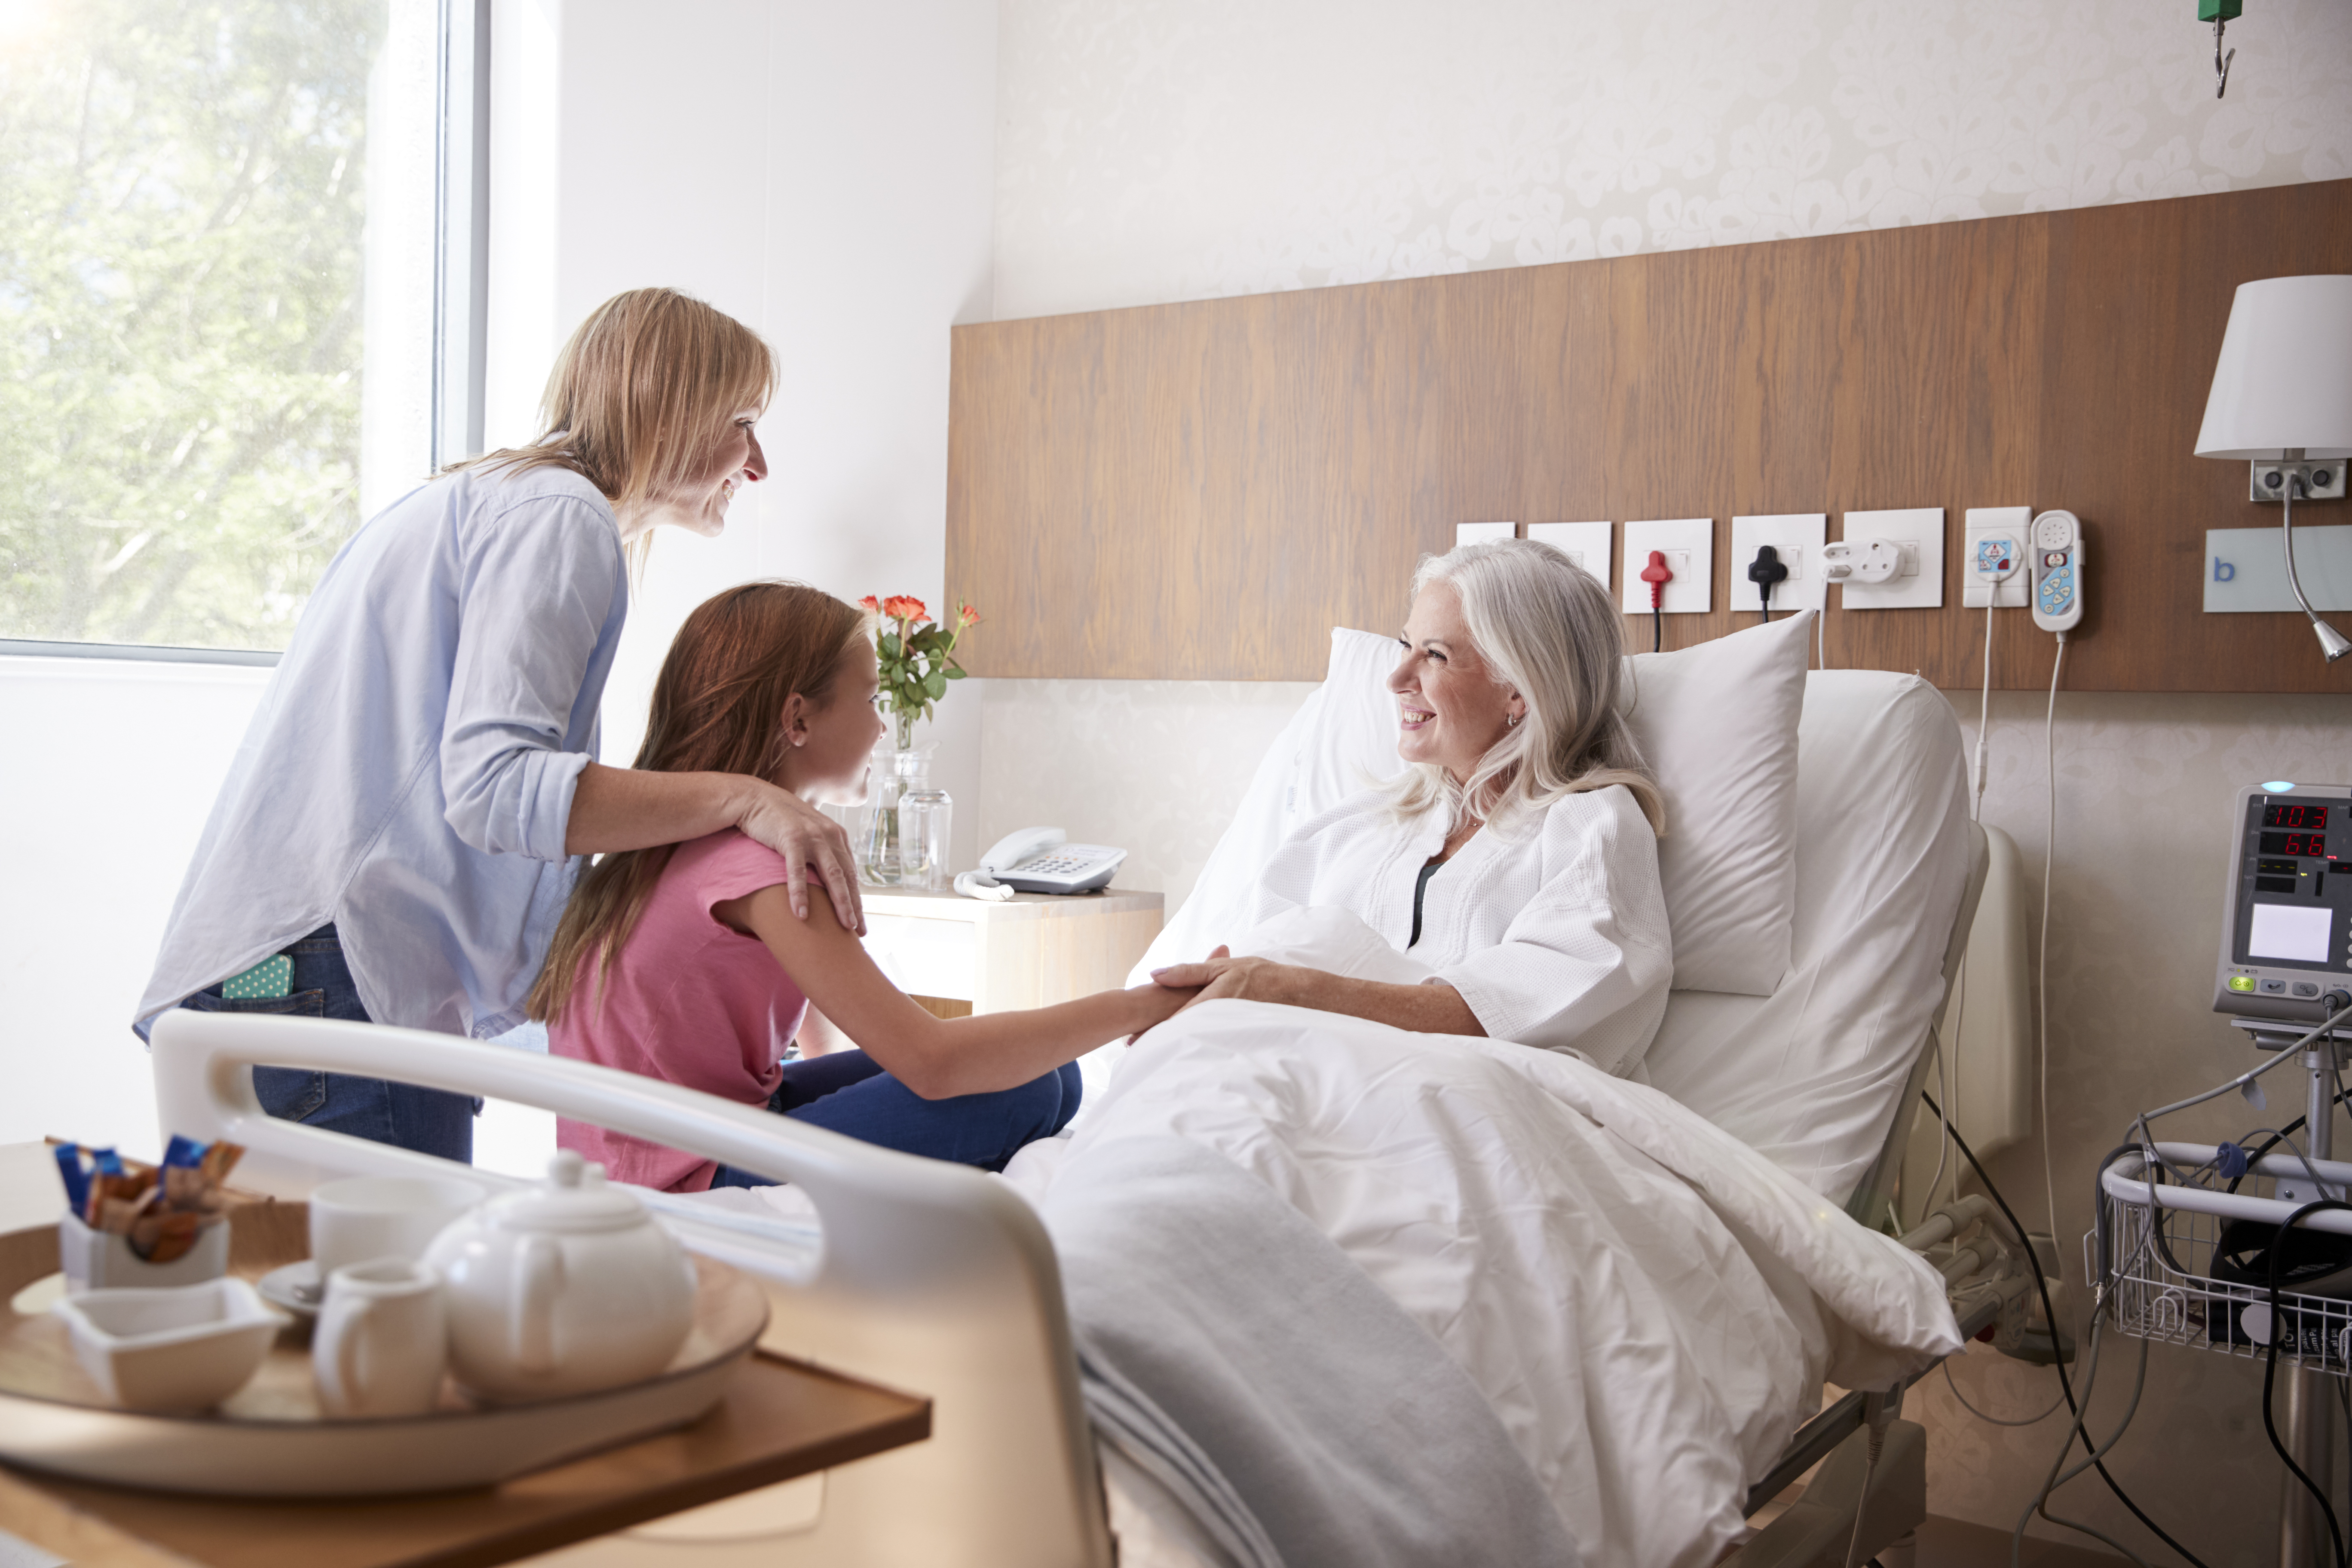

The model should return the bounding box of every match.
[962,827,1127,896]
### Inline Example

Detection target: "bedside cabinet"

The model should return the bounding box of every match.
[859,888,1164,1016]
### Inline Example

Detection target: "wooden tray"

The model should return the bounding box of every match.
[0,1202,771,1497]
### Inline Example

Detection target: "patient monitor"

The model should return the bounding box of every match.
[2216,783,2352,1024]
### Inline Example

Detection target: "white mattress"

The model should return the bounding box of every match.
[1640,670,1972,1206]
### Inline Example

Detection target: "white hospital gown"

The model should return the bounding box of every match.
[1246,782,1673,1075]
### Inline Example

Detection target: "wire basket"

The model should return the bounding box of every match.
[2099,1144,2352,1379]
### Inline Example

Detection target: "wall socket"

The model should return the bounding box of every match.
[2251,462,2349,503]
[1730,513,1828,614]
[1526,521,1614,590]
[1620,518,1713,615]
[1839,508,1945,610]
[1962,506,2032,609]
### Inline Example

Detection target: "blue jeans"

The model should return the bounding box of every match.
[178,925,476,1164]
[709,1050,1083,1186]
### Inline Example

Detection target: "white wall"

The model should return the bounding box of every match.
[0,661,271,1158]
[995,0,2349,318]
[977,0,2352,1550]
[550,0,999,873]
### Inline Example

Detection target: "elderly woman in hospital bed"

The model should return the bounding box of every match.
[1148,537,1672,1075]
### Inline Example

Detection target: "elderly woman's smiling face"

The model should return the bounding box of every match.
[1389,582,1525,784]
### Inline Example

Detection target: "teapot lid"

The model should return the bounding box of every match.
[488,1150,649,1234]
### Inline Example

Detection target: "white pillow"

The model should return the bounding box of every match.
[1618,611,1811,994]
[1133,614,1810,998]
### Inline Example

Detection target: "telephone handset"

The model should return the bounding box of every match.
[967,827,1127,895]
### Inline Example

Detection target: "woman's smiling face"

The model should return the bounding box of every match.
[1389,582,1522,784]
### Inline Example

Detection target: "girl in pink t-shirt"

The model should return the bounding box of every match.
[532,582,1191,1191]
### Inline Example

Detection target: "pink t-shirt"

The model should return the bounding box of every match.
[550,830,809,1192]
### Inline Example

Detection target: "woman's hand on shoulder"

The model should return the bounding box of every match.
[734,781,864,934]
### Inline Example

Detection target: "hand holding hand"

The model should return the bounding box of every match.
[1150,946,1289,1012]
[738,783,866,934]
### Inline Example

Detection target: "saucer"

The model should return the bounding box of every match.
[256,1260,322,1320]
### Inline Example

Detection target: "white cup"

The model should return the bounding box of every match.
[313,1258,447,1418]
[309,1176,484,1280]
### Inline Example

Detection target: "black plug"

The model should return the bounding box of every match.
[1746,544,1789,623]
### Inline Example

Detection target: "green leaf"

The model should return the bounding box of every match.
[879,632,902,659]
[943,666,965,680]
[924,669,946,700]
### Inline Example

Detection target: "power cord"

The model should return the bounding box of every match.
[1747,544,1787,626]
[2039,630,2067,1287]
[1923,1094,2212,1568]
[1641,550,1672,652]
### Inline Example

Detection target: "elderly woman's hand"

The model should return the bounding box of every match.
[1152,942,1488,1036]
[1151,946,1296,1012]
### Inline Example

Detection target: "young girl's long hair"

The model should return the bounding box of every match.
[527,581,867,1026]
[1380,538,1665,838]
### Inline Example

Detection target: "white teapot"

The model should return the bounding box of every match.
[423,1150,697,1402]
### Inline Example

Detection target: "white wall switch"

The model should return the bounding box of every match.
[1456,521,1516,547]
[1620,518,1713,615]
[1962,507,2032,609]
[1840,508,1945,610]
[1527,521,1614,589]
[1729,513,1828,615]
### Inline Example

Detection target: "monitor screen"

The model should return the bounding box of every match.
[2250,902,2334,964]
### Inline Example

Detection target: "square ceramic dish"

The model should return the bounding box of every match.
[57,1209,230,1295]
[52,1277,289,1412]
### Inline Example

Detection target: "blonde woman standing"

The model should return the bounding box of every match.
[137,288,863,1162]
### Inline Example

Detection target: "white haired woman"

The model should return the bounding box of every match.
[136,289,864,1161]
[1152,538,1672,1075]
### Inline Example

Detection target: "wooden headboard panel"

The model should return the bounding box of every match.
[946,179,2352,691]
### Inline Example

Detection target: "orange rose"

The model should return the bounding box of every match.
[882,595,928,623]
[858,595,879,613]
[957,602,981,629]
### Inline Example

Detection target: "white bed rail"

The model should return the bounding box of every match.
[148,1009,1114,1568]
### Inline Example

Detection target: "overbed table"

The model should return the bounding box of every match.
[0,1141,931,1568]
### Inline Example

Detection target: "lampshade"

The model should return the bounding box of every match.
[2196,275,2352,459]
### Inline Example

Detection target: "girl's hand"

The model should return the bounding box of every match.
[737,782,865,934]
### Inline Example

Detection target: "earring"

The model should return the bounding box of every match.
[1506,713,1522,729]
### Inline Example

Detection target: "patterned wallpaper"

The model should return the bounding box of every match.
[995,0,2350,318]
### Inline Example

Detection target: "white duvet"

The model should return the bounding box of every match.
[1003,980,1961,1565]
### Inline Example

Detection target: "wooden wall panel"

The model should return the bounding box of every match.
[947,180,2352,689]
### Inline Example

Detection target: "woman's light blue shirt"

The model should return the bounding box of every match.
[136,463,629,1041]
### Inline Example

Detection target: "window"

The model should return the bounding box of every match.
[0,0,481,659]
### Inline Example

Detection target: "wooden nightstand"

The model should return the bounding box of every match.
[859,887,1163,1016]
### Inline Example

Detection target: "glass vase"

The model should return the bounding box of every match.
[858,737,906,886]
[894,747,952,892]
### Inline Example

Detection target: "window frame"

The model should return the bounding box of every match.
[2,0,491,668]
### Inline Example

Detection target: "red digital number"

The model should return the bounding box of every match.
[2287,834,2329,856]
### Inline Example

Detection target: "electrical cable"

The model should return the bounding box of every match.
[1974,595,1995,819]
[2262,1198,2352,1568]
[1925,1096,2212,1568]
[1640,549,1671,654]
[2013,1316,2154,1568]
[2039,630,2066,1286]
[1942,1357,2064,1426]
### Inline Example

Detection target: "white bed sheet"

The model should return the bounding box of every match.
[1003,976,1961,1568]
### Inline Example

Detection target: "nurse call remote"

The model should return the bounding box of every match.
[2030,509,2084,633]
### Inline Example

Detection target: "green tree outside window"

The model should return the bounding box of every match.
[1,0,386,651]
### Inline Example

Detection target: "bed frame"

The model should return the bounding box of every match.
[148,819,1989,1567]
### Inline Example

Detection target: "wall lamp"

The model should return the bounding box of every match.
[2196,275,2352,662]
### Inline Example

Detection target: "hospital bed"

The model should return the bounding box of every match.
[146,616,2008,1567]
